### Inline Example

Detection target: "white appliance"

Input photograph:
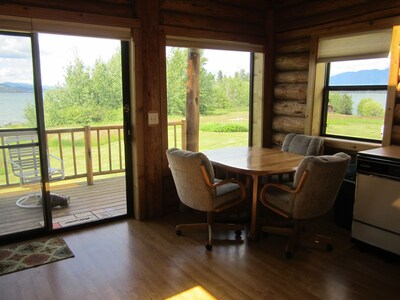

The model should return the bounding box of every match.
[352,146,400,255]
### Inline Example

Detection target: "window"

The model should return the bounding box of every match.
[322,58,389,141]
[166,47,253,151]
[316,29,392,142]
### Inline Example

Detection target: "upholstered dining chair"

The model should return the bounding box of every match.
[272,133,325,183]
[166,148,246,251]
[281,133,324,156]
[259,152,350,258]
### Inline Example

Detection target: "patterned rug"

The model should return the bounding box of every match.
[0,237,74,276]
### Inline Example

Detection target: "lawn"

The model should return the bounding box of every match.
[1,111,382,186]
[168,111,249,151]
[326,113,383,140]
[168,111,383,151]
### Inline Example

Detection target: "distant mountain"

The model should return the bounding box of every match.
[0,82,54,93]
[329,69,389,85]
[0,82,34,93]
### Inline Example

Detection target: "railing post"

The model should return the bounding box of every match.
[181,119,187,150]
[84,126,94,185]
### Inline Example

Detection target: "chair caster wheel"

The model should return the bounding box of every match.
[285,251,293,259]
[176,230,182,236]
[326,244,333,252]
[205,244,212,251]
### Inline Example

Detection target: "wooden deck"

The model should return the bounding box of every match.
[0,175,126,236]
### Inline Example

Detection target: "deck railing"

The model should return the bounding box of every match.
[168,119,187,150]
[1,121,186,187]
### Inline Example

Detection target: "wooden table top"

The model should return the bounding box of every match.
[203,146,305,176]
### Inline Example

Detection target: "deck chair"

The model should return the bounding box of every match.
[6,134,65,208]
[166,148,246,251]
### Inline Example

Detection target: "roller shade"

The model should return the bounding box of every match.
[0,15,132,40]
[318,29,392,62]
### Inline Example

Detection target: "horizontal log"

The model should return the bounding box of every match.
[275,54,309,71]
[276,0,370,22]
[160,11,265,37]
[161,0,264,25]
[274,84,308,100]
[272,116,305,133]
[275,71,308,83]
[275,8,400,42]
[273,100,306,117]
[7,0,134,18]
[0,3,139,28]
[275,0,400,33]
[275,39,311,54]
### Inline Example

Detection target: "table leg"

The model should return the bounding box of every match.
[248,174,259,240]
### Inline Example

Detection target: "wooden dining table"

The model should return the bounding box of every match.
[204,146,304,240]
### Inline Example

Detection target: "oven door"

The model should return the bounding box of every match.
[352,173,400,254]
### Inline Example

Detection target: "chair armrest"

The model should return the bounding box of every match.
[200,165,246,200]
[260,169,309,200]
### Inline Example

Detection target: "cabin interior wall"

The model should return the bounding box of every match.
[2,0,400,219]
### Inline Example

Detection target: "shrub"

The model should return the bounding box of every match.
[200,123,248,132]
[357,98,384,117]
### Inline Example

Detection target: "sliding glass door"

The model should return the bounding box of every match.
[0,33,45,236]
[0,31,132,238]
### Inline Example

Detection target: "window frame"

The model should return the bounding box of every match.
[320,61,388,143]
[164,44,259,151]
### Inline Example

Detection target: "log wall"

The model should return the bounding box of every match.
[0,0,135,18]
[271,0,400,148]
[159,0,267,45]
[3,0,400,220]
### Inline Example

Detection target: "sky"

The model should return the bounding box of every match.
[0,33,390,86]
[329,57,389,76]
[0,33,120,86]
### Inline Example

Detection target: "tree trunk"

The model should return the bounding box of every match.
[186,48,200,152]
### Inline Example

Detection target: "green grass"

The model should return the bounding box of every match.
[2,111,382,185]
[168,111,249,151]
[326,113,383,140]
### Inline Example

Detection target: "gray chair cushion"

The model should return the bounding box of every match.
[281,133,324,156]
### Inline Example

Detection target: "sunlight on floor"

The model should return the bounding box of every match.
[165,286,217,300]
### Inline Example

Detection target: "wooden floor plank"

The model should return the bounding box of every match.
[0,212,398,299]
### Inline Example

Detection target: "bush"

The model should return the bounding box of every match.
[357,98,384,117]
[200,123,248,132]
[329,92,353,115]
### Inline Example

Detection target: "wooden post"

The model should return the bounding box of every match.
[181,119,187,150]
[84,126,94,185]
[186,48,200,152]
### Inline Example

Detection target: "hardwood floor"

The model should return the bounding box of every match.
[0,210,398,300]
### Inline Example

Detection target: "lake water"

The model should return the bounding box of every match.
[331,90,387,114]
[0,90,388,127]
[0,93,34,127]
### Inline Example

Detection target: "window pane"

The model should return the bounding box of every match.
[326,90,386,140]
[0,34,36,129]
[166,47,250,151]
[329,58,389,86]
[324,58,389,141]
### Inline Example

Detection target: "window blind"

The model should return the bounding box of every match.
[318,29,393,62]
[0,15,132,40]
